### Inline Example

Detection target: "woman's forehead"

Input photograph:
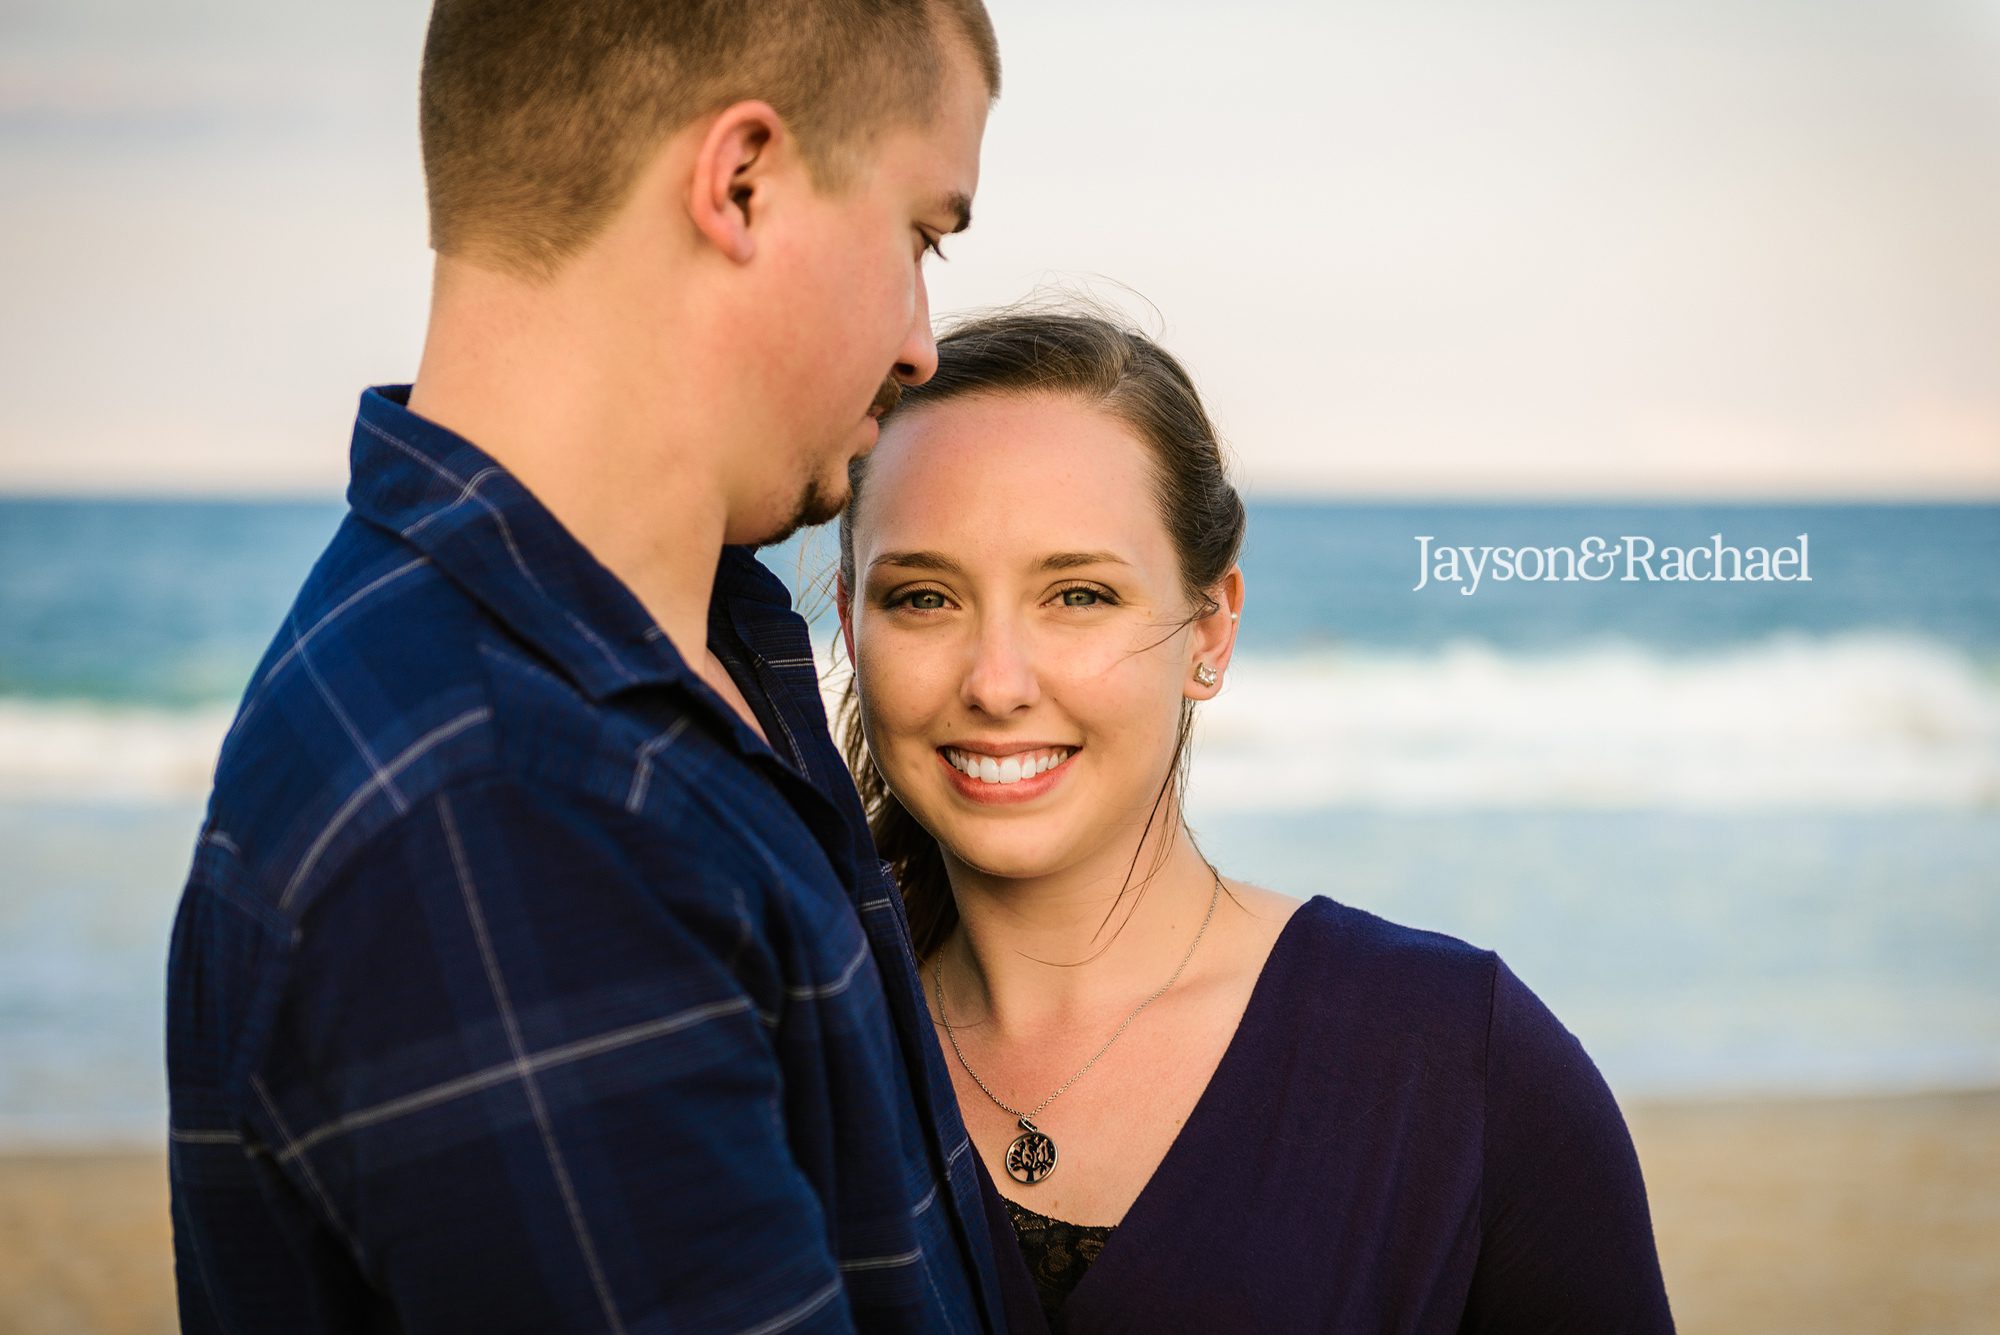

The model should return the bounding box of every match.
[859,393,1167,556]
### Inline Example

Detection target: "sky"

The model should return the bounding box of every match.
[1,0,1996,497]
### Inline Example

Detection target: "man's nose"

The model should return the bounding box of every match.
[893,279,939,386]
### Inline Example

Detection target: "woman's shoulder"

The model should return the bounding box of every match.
[1247,894,1589,1084]
[1275,893,1505,1014]
[1267,894,1604,1103]
[1208,894,1511,1148]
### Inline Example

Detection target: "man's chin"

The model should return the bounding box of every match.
[750,474,850,549]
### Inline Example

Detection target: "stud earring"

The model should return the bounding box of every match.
[1193,663,1219,687]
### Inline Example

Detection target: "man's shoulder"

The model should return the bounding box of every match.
[201,515,576,918]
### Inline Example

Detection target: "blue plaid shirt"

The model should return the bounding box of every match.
[166,386,1006,1334]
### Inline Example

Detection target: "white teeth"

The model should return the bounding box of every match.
[944,748,1074,785]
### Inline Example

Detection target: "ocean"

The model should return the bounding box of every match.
[2,497,1996,1143]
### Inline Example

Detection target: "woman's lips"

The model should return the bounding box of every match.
[935,745,1078,805]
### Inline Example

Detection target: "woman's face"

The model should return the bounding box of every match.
[842,391,1235,884]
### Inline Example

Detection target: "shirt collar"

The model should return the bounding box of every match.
[348,384,703,702]
[715,541,799,609]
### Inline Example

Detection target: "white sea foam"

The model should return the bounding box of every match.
[0,699,233,801]
[4,630,1995,810]
[1187,631,2000,812]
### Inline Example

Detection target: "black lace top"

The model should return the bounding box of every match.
[1000,1197,1117,1321]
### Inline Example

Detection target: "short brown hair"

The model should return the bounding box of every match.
[421,0,1000,280]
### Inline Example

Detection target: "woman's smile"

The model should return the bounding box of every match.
[937,743,1080,805]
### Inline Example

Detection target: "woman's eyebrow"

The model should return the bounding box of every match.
[869,550,964,577]
[867,550,1132,577]
[1039,551,1130,572]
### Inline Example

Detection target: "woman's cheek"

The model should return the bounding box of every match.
[1056,638,1160,711]
[1044,627,1133,676]
[858,640,943,757]
[1072,658,1187,778]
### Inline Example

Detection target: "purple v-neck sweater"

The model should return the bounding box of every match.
[973,895,1675,1333]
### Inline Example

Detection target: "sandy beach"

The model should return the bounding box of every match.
[1626,1087,2000,1334]
[3,1087,1995,1334]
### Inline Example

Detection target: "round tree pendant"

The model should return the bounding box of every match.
[1004,1117,1058,1185]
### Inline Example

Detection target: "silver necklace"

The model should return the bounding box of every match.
[932,874,1222,1186]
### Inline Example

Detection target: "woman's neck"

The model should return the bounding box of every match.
[934,822,1223,1042]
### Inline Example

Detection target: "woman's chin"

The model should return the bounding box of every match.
[932,827,1077,884]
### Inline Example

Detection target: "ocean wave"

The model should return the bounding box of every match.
[5,631,1995,810]
[1184,631,2000,812]
[0,699,233,801]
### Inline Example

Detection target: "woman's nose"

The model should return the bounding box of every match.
[959,619,1039,717]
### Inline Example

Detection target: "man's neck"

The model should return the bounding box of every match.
[405,263,728,668]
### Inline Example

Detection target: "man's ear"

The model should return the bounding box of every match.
[687,100,785,264]
[1185,566,1245,700]
[837,572,858,667]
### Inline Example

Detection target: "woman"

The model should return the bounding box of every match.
[834,309,1674,1333]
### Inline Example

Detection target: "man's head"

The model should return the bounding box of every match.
[417,0,999,546]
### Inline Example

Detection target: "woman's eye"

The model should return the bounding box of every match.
[1058,587,1104,608]
[899,590,947,611]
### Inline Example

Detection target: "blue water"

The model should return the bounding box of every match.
[0,497,348,704]
[1,497,1996,1141]
[5,498,1997,703]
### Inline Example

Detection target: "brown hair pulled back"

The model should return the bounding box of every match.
[836,307,1246,960]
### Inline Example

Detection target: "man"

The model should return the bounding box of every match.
[165,3,1004,1331]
